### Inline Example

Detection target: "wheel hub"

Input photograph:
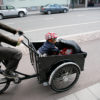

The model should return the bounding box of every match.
[62,72,69,82]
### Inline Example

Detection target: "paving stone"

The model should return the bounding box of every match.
[88,83,100,99]
[75,88,97,100]
[58,94,77,100]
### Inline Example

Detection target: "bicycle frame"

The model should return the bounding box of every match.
[14,71,38,81]
[22,35,38,56]
[0,34,87,93]
[0,35,39,83]
[14,34,39,82]
[0,66,38,83]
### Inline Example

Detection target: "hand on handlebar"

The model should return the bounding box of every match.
[17,36,24,45]
[17,31,24,36]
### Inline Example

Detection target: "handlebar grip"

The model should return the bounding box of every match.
[18,31,24,36]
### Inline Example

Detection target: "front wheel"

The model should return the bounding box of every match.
[49,62,80,92]
[18,12,25,17]
[63,9,67,13]
[0,71,10,94]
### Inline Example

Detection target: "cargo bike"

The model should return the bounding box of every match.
[0,35,87,94]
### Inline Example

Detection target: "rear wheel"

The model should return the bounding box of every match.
[18,12,25,17]
[49,62,80,92]
[47,11,51,15]
[0,73,10,94]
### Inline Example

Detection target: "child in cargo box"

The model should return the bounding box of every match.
[37,32,59,57]
[37,32,73,57]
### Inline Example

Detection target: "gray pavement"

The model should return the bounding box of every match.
[58,82,100,100]
[1,7,100,100]
[1,38,100,100]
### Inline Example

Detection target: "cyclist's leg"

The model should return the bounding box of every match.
[0,46,22,77]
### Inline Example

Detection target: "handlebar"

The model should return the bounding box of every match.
[21,34,39,56]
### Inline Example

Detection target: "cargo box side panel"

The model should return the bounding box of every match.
[37,53,86,83]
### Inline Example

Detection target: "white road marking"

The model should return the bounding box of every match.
[25,21,100,33]
[39,30,100,42]
[5,22,14,25]
[59,30,100,38]
[77,14,85,17]
[44,18,54,20]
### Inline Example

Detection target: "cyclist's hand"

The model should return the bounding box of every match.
[17,31,24,35]
[17,36,24,45]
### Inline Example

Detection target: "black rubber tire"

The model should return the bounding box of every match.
[0,14,3,20]
[47,11,52,15]
[18,12,25,17]
[63,9,67,13]
[49,62,80,92]
[0,74,10,94]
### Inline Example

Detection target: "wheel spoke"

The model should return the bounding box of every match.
[50,62,80,92]
[0,78,7,84]
[0,71,10,94]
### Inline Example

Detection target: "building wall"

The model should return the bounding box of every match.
[71,0,100,8]
[0,0,3,5]
[3,0,71,8]
[2,0,100,8]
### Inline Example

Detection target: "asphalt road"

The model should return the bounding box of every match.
[0,9,100,41]
[0,9,100,99]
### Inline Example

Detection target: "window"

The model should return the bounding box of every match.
[54,4,61,8]
[0,6,7,10]
[7,6,15,9]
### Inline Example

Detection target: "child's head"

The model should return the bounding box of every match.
[45,32,58,44]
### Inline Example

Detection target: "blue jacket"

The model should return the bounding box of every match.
[38,41,59,55]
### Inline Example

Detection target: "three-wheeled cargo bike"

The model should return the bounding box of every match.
[0,35,87,94]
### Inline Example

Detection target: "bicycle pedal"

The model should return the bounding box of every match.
[13,77,21,84]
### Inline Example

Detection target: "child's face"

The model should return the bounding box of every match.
[48,38,57,44]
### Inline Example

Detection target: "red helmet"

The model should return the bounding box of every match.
[45,32,58,40]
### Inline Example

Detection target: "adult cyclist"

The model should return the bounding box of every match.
[0,22,24,78]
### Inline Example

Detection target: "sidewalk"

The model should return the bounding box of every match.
[69,7,100,11]
[1,33,100,100]
[57,33,100,100]
[27,7,100,15]
[58,82,100,100]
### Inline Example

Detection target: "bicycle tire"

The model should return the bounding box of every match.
[0,73,10,94]
[49,62,80,92]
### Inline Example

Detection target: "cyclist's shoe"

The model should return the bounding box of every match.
[3,71,18,79]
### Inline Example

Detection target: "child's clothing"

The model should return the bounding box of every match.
[38,41,59,56]
[59,48,73,55]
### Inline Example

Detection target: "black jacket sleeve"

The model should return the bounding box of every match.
[0,33,18,46]
[0,23,17,34]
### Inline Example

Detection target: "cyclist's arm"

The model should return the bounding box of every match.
[0,23,17,34]
[0,33,18,46]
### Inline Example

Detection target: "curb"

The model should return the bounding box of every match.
[69,7,100,12]
[27,7,100,15]
[19,7,100,54]
[60,31,100,43]
[16,31,100,55]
